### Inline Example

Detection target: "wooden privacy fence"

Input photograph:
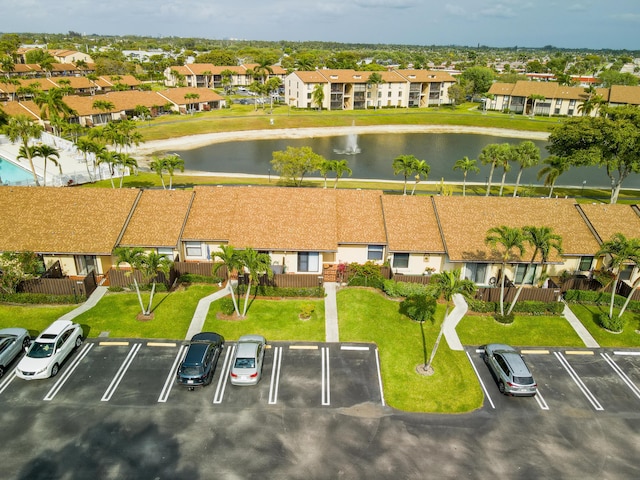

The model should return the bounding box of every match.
[391,274,431,285]
[106,268,170,288]
[476,286,560,303]
[239,273,323,289]
[19,270,97,299]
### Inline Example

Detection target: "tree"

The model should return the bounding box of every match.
[420,269,476,374]
[548,106,640,204]
[453,156,479,196]
[114,247,147,315]
[333,159,352,189]
[318,159,333,188]
[485,226,525,316]
[511,141,540,197]
[537,155,569,198]
[33,88,76,135]
[92,100,115,124]
[479,143,510,197]
[213,245,242,317]
[596,233,640,322]
[271,146,324,186]
[96,149,119,188]
[137,251,172,316]
[238,248,273,317]
[460,66,495,97]
[116,153,138,188]
[184,93,200,114]
[526,94,546,116]
[411,159,430,195]
[163,154,184,189]
[497,149,511,197]
[3,115,44,186]
[150,155,168,189]
[75,137,100,182]
[312,84,325,111]
[0,251,42,294]
[506,226,563,315]
[220,69,234,95]
[392,154,417,195]
[447,83,467,107]
[366,72,385,109]
[33,144,61,187]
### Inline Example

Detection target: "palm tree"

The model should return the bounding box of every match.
[597,233,640,321]
[114,246,146,314]
[116,153,138,188]
[479,143,510,197]
[485,226,525,316]
[149,155,168,189]
[33,144,60,187]
[238,248,273,317]
[213,245,242,317]
[184,93,200,114]
[392,154,417,195]
[421,270,477,374]
[506,226,563,315]
[497,150,512,196]
[453,156,479,196]
[527,94,546,116]
[333,159,352,189]
[3,115,43,186]
[366,72,385,109]
[92,99,115,124]
[512,141,540,197]
[318,159,333,188]
[537,155,569,198]
[220,69,234,95]
[75,137,100,181]
[410,159,430,195]
[163,154,184,189]
[138,251,172,316]
[33,88,76,134]
[96,149,119,188]
[311,84,325,111]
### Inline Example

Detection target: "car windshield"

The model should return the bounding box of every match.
[28,341,54,358]
[234,357,255,369]
[180,365,203,376]
[514,376,534,385]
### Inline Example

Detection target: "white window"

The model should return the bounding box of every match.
[368,245,384,261]
[158,248,174,259]
[392,253,409,269]
[185,242,202,257]
[298,252,319,272]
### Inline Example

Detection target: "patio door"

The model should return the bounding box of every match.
[76,255,98,276]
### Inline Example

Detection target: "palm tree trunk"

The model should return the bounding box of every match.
[618,277,640,318]
[43,161,48,187]
[227,281,240,316]
[462,172,467,196]
[513,168,524,197]
[242,280,252,317]
[609,276,619,319]
[146,282,156,315]
[548,182,555,198]
[485,163,495,196]
[499,170,508,196]
[499,263,506,316]
[27,154,41,187]
[133,278,145,315]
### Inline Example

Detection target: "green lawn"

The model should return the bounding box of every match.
[202,296,325,342]
[457,313,585,348]
[568,303,640,347]
[337,288,483,413]
[0,304,77,338]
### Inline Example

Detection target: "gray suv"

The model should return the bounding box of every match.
[483,343,537,397]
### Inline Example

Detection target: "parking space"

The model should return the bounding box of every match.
[467,347,640,414]
[0,339,384,410]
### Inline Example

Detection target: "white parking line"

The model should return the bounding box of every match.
[601,352,640,401]
[554,351,603,411]
[321,346,330,406]
[101,343,142,402]
[268,346,283,405]
[375,348,385,407]
[0,367,17,395]
[43,343,94,401]
[341,345,370,351]
[614,351,640,356]
[533,389,549,410]
[466,351,495,409]
[157,343,187,403]
[213,346,234,404]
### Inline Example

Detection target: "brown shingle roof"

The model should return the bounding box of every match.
[577,203,640,244]
[336,189,386,244]
[0,186,139,254]
[381,195,444,252]
[609,85,640,105]
[156,87,224,105]
[119,190,194,248]
[433,196,600,262]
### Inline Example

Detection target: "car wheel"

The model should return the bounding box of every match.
[22,337,31,349]
[51,363,59,377]
[483,353,489,364]
[0,366,4,379]
[498,381,506,394]
[75,336,83,348]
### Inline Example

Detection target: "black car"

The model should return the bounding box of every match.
[177,332,225,390]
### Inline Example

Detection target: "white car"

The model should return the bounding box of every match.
[16,320,83,380]
[230,335,266,386]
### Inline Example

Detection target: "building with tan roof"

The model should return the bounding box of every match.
[285,68,456,110]
[164,63,285,89]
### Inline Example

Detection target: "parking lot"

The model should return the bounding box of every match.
[467,346,640,414]
[0,340,385,409]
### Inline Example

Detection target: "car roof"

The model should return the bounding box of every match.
[238,334,265,344]
[501,352,532,376]
[39,320,74,340]
[191,332,224,344]
[184,342,209,365]
[236,341,259,358]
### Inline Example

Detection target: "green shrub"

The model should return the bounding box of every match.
[347,262,385,289]
[178,274,224,284]
[564,289,640,312]
[236,285,325,298]
[348,275,384,289]
[400,294,437,323]
[218,297,236,316]
[494,313,515,324]
[299,303,315,319]
[468,299,563,315]
[0,292,81,304]
[138,283,168,292]
[467,299,497,313]
[108,285,124,292]
[382,279,430,298]
[597,312,625,332]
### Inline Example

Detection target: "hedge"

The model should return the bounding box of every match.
[467,299,563,315]
[382,280,430,298]
[564,289,640,312]
[236,285,325,298]
[0,292,81,304]
[178,274,224,285]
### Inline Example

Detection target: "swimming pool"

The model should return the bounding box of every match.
[0,156,36,185]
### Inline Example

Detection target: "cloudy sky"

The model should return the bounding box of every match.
[4,0,639,50]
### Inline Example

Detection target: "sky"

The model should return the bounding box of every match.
[2,0,639,50]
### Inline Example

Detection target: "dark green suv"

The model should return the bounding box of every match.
[177,332,225,390]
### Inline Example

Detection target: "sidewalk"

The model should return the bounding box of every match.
[324,282,339,342]
[442,293,467,351]
[562,301,600,348]
[57,286,108,322]
[184,283,234,340]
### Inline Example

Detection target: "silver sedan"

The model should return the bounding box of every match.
[230,335,266,386]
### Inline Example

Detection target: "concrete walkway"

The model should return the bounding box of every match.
[562,301,600,348]
[442,293,468,351]
[184,283,235,340]
[324,282,339,342]
[57,286,108,322]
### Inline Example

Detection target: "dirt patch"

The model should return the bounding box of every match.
[136,313,154,321]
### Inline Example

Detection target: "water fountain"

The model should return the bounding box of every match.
[333,123,361,155]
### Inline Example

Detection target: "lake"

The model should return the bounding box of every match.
[175,132,639,189]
